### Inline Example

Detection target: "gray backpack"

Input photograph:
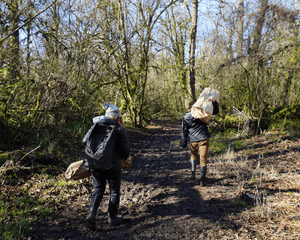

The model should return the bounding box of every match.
[83,123,116,170]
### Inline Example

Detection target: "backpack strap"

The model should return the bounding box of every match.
[82,123,96,145]
[93,125,116,158]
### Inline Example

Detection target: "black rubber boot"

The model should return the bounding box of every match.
[200,166,207,186]
[108,212,123,226]
[86,194,102,231]
[191,160,197,179]
[107,194,123,226]
[86,216,96,231]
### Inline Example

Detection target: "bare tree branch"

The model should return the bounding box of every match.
[0,0,57,43]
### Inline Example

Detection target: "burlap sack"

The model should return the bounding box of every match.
[191,87,220,123]
[65,160,91,180]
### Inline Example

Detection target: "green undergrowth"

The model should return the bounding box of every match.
[38,121,91,155]
[209,128,243,156]
[208,117,299,157]
[0,191,52,240]
[0,153,9,166]
[0,169,81,240]
[1,120,91,153]
[268,118,300,138]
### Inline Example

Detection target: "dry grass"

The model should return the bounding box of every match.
[208,131,300,239]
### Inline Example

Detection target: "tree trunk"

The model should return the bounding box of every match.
[188,0,198,101]
[170,7,188,97]
[27,24,31,79]
[8,0,20,83]
[237,0,244,56]
[252,0,269,54]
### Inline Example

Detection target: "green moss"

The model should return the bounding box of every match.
[220,128,239,137]
[210,140,230,153]
[267,118,300,138]
[209,128,249,155]
[0,153,9,165]
[231,139,244,150]
[267,119,285,131]
[224,115,246,125]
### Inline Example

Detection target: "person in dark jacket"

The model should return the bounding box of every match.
[86,103,130,231]
[180,98,219,186]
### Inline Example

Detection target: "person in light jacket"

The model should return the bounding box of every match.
[180,98,219,186]
[85,103,130,231]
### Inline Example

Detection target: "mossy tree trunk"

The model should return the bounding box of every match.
[8,0,20,83]
[188,0,198,101]
[237,0,244,57]
[160,5,189,98]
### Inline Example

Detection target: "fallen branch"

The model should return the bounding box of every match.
[16,145,41,166]
[286,131,299,141]
[233,106,250,132]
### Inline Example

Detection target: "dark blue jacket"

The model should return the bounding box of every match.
[180,100,219,148]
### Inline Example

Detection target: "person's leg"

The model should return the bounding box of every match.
[107,169,123,225]
[189,142,199,179]
[199,138,209,186]
[86,170,106,230]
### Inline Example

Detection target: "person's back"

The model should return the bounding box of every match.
[181,111,211,146]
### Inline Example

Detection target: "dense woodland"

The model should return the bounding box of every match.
[0,0,300,150]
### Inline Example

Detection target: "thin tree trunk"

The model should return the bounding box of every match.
[53,1,59,56]
[237,0,244,56]
[188,0,198,101]
[252,0,269,54]
[8,0,20,83]
[27,24,31,79]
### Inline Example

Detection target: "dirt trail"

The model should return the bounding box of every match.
[29,120,257,239]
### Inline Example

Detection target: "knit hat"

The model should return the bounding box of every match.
[103,102,121,118]
[185,98,194,109]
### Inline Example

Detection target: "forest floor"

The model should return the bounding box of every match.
[2,118,300,240]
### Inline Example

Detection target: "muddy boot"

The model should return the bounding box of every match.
[107,195,123,226]
[86,216,96,231]
[190,160,197,179]
[86,194,101,231]
[108,212,123,226]
[200,166,207,187]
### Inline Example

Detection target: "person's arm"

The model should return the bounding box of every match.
[116,127,130,159]
[180,117,188,149]
[212,100,219,115]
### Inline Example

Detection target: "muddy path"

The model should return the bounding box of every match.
[29,119,256,240]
